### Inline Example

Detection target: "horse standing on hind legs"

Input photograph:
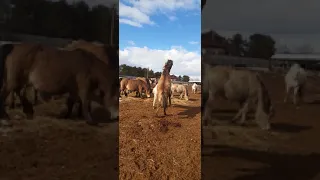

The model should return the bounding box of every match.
[0,43,119,126]
[153,59,173,116]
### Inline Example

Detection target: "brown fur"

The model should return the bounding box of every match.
[0,43,118,126]
[135,77,152,96]
[121,79,151,98]
[153,60,173,115]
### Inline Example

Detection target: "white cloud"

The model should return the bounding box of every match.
[119,0,200,27]
[119,46,201,79]
[188,41,198,45]
[119,19,143,27]
[127,40,136,45]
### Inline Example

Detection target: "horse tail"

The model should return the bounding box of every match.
[162,92,167,114]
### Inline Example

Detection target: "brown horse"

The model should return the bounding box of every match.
[0,43,119,126]
[120,77,129,95]
[63,40,119,117]
[135,77,152,97]
[121,79,151,98]
[153,60,173,115]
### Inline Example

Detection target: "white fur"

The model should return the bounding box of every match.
[284,63,307,106]
[192,83,198,94]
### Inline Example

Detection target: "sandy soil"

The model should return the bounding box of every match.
[0,94,118,180]
[202,72,320,180]
[120,86,201,180]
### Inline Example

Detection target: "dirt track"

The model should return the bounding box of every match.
[120,86,201,180]
[0,96,118,180]
[202,72,320,180]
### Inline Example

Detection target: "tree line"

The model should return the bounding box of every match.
[220,33,276,59]
[0,0,118,44]
[120,64,190,82]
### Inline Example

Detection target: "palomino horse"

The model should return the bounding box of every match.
[63,40,119,117]
[284,63,307,108]
[153,60,173,115]
[171,84,189,100]
[0,43,119,126]
[192,83,198,94]
[121,79,151,98]
[202,64,274,130]
[136,77,152,95]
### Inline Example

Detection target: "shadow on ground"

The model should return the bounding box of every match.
[202,144,320,180]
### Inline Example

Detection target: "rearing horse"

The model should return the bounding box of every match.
[153,59,173,115]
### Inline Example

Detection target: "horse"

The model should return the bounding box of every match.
[121,79,151,98]
[135,77,152,97]
[202,64,274,130]
[153,60,173,115]
[63,40,119,117]
[284,63,307,107]
[0,43,119,126]
[192,83,198,94]
[171,84,189,101]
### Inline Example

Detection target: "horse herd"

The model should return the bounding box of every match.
[202,62,308,137]
[0,39,119,126]
[120,60,200,115]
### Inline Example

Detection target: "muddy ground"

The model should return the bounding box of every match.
[0,93,118,180]
[120,86,201,180]
[202,72,320,180]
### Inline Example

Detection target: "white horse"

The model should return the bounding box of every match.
[202,64,274,130]
[192,83,198,94]
[284,63,307,107]
[171,84,189,100]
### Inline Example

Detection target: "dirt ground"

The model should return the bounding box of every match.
[0,94,118,180]
[202,71,320,180]
[119,86,201,180]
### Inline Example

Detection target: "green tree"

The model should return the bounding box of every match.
[229,33,245,56]
[182,75,190,82]
[247,33,276,59]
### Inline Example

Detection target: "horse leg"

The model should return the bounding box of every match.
[0,84,12,126]
[9,92,15,109]
[203,90,214,126]
[78,84,96,125]
[284,85,290,103]
[239,101,249,125]
[153,93,158,109]
[60,95,76,119]
[293,86,299,107]
[138,86,143,98]
[15,88,34,119]
[124,90,128,97]
[33,88,38,105]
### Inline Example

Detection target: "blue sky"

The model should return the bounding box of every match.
[119,0,201,80]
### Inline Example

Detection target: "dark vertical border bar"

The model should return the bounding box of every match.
[0,0,119,179]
